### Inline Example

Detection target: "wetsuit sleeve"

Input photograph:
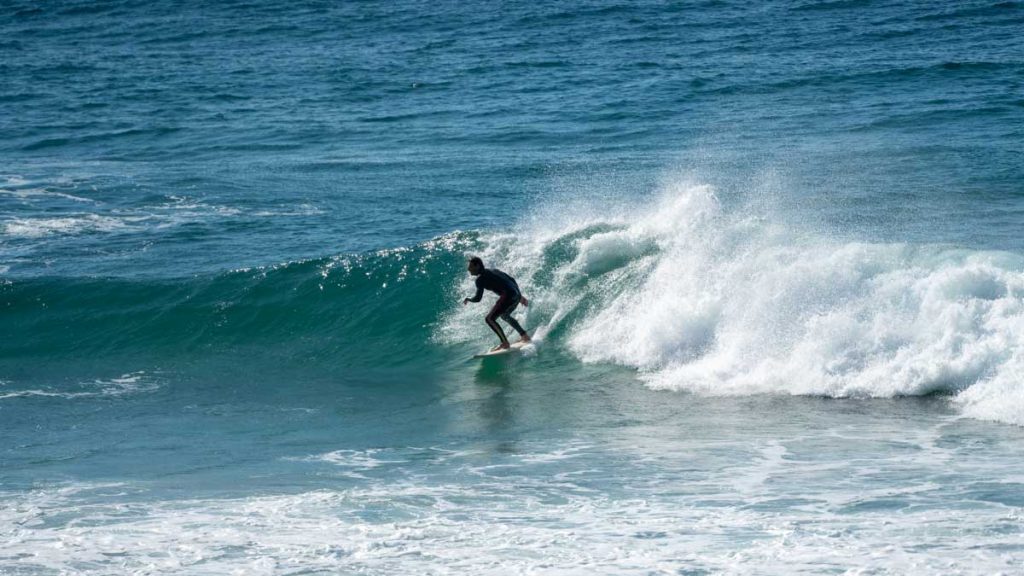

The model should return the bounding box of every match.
[468,277,484,302]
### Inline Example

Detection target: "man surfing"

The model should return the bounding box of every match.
[462,256,531,352]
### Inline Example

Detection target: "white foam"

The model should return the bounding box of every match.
[0,372,158,401]
[2,192,323,244]
[4,437,1022,575]
[251,203,323,217]
[956,351,1024,426]
[296,449,408,478]
[3,214,132,238]
[440,178,1024,426]
[0,186,94,203]
[0,174,30,187]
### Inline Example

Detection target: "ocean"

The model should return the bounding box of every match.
[3,0,1024,573]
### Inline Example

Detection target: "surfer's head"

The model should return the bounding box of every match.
[467,256,484,275]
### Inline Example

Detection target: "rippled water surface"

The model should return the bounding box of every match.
[3,1,1024,573]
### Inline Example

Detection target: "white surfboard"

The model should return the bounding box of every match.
[473,341,531,359]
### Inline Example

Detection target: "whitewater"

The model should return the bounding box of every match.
[440,180,1024,427]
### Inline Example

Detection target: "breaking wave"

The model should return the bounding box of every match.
[442,180,1024,426]
[5,179,1023,425]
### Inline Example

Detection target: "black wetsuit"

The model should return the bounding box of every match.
[468,268,527,340]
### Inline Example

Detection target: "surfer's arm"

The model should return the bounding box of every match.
[463,285,484,305]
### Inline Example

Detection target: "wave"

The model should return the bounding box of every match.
[4,180,1023,425]
[20,127,182,152]
[704,61,1024,98]
[440,181,1024,426]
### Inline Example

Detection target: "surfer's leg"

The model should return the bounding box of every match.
[499,295,529,341]
[501,309,528,336]
[501,313,528,340]
[486,299,510,348]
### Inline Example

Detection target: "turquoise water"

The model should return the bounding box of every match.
[3,1,1024,573]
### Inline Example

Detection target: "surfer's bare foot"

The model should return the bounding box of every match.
[491,343,510,352]
[518,334,531,343]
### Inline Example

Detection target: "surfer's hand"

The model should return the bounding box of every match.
[520,296,529,307]
[462,298,469,305]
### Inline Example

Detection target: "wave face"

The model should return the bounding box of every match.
[441,181,1024,425]
[1,234,476,367]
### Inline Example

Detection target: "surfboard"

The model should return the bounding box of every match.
[473,341,531,359]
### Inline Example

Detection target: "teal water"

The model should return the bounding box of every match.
[3,1,1024,573]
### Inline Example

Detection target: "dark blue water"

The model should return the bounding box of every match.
[3,1,1024,573]
[4,0,1023,276]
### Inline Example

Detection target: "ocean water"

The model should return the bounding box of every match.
[3,0,1024,573]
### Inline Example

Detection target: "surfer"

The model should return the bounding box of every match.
[462,256,531,351]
